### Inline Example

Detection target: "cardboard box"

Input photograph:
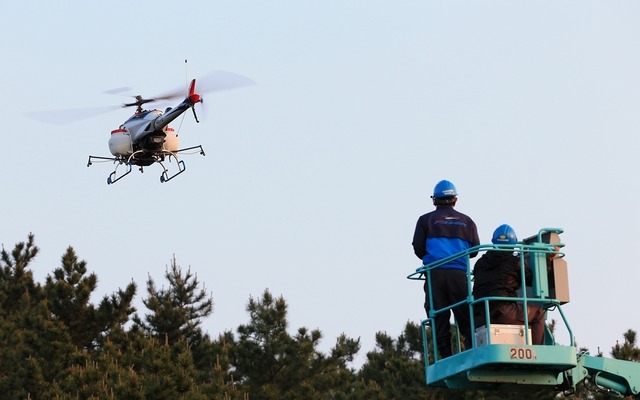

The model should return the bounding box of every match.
[549,257,570,304]
[475,324,532,347]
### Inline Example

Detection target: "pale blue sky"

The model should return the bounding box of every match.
[2,1,639,364]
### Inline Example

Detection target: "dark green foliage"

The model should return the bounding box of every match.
[358,321,429,399]
[0,300,75,399]
[0,235,76,400]
[0,235,638,400]
[60,329,206,400]
[228,289,360,400]
[0,233,41,312]
[44,246,137,350]
[611,329,640,362]
[132,255,213,347]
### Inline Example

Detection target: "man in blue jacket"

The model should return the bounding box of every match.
[412,180,480,358]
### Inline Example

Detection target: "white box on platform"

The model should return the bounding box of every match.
[475,324,532,347]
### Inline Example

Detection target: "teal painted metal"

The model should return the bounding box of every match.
[408,228,640,397]
[418,318,578,391]
[428,344,577,388]
[579,353,640,396]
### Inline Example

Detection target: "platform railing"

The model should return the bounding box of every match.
[407,229,568,363]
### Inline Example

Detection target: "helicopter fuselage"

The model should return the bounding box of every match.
[108,110,171,166]
[85,71,254,184]
[107,91,199,166]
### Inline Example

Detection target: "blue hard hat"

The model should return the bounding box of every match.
[432,180,458,199]
[492,224,518,244]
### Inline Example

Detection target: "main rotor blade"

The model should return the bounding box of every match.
[197,70,256,93]
[154,70,255,101]
[25,71,254,125]
[102,86,134,96]
[25,105,121,125]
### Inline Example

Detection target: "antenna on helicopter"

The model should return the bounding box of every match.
[185,59,189,87]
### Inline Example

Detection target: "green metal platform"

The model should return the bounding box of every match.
[408,228,640,397]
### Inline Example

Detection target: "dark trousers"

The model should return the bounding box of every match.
[424,268,472,357]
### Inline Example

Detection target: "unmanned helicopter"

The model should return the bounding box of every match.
[29,70,254,184]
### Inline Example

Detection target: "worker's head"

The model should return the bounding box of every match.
[492,224,518,245]
[431,179,458,206]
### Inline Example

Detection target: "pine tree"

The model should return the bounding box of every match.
[228,289,359,400]
[61,328,210,400]
[0,233,41,313]
[611,329,640,362]
[0,235,76,400]
[133,255,213,347]
[204,331,246,399]
[358,321,430,399]
[128,256,236,398]
[44,246,137,350]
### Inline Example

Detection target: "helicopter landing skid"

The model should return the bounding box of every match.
[87,145,205,185]
[158,152,186,183]
[107,163,133,185]
[158,145,205,183]
[87,155,133,185]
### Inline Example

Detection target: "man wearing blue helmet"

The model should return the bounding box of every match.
[472,224,545,345]
[412,179,480,358]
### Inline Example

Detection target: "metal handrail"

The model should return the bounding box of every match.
[408,228,569,361]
